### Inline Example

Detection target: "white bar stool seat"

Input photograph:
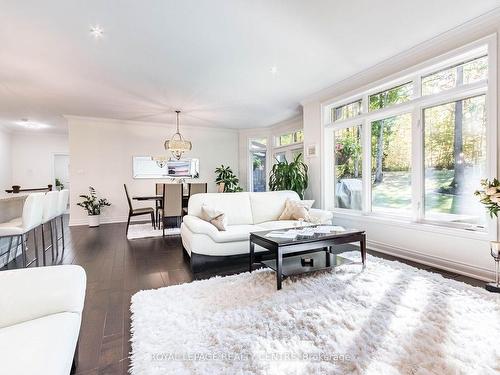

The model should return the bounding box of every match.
[0,193,44,268]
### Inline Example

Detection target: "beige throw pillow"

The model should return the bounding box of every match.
[201,205,227,231]
[279,199,315,221]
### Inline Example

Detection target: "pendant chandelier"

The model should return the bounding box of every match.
[164,110,192,160]
[153,156,167,168]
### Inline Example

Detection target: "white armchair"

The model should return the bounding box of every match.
[0,265,87,375]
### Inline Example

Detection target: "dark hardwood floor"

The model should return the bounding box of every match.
[1,217,487,374]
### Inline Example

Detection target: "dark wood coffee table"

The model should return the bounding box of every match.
[249,226,366,290]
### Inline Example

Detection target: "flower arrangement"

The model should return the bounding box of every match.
[474,179,500,218]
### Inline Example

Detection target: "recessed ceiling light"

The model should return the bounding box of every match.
[16,119,50,130]
[90,25,104,39]
[270,66,278,75]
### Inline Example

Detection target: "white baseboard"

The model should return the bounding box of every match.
[364,239,494,282]
[69,216,143,227]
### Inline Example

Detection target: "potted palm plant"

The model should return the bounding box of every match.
[215,165,243,192]
[269,153,308,199]
[77,186,111,227]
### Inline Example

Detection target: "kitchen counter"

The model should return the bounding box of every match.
[0,193,29,202]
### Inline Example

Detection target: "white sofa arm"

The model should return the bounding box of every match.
[0,265,86,329]
[182,215,219,236]
[309,208,333,224]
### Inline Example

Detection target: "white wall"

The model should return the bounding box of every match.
[238,115,303,191]
[11,132,69,189]
[68,116,239,225]
[0,126,12,191]
[301,12,500,281]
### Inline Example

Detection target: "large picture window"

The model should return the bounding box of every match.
[335,125,362,210]
[424,95,487,225]
[371,113,412,215]
[324,39,493,232]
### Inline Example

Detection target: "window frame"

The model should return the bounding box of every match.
[332,99,363,122]
[332,123,364,212]
[421,54,488,96]
[273,129,305,164]
[248,138,268,193]
[321,34,497,238]
[274,129,304,148]
[368,81,414,112]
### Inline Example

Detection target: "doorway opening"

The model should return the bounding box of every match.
[53,153,70,196]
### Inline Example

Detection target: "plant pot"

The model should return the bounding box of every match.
[88,215,100,228]
[217,183,225,193]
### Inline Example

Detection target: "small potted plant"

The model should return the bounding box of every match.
[77,186,111,227]
[55,178,64,191]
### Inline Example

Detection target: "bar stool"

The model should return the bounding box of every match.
[41,191,60,266]
[0,193,44,268]
[56,189,69,260]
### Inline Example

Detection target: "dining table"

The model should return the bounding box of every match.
[132,193,190,229]
[132,194,189,206]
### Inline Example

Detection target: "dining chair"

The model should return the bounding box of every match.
[124,184,155,235]
[160,183,183,236]
[155,183,164,229]
[41,191,60,266]
[188,182,207,196]
[183,183,207,214]
[0,193,44,268]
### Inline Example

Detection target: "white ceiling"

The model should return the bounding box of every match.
[1,0,499,133]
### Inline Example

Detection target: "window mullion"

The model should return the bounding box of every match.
[413,74,422,99]
[412,107,424,222]
[361,93,371,214]
[361,119,371,214]
[361,93,369,115]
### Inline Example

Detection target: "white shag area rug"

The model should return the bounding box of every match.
[130,252,500,375]
[127,223,180,239]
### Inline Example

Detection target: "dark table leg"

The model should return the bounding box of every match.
[249,240,255,272]
[360,233,366,268]
[276,247,282,290]
[325,246,331,267]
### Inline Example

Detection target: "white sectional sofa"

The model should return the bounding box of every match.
[181,191,333,271]
[0,265,87,375]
